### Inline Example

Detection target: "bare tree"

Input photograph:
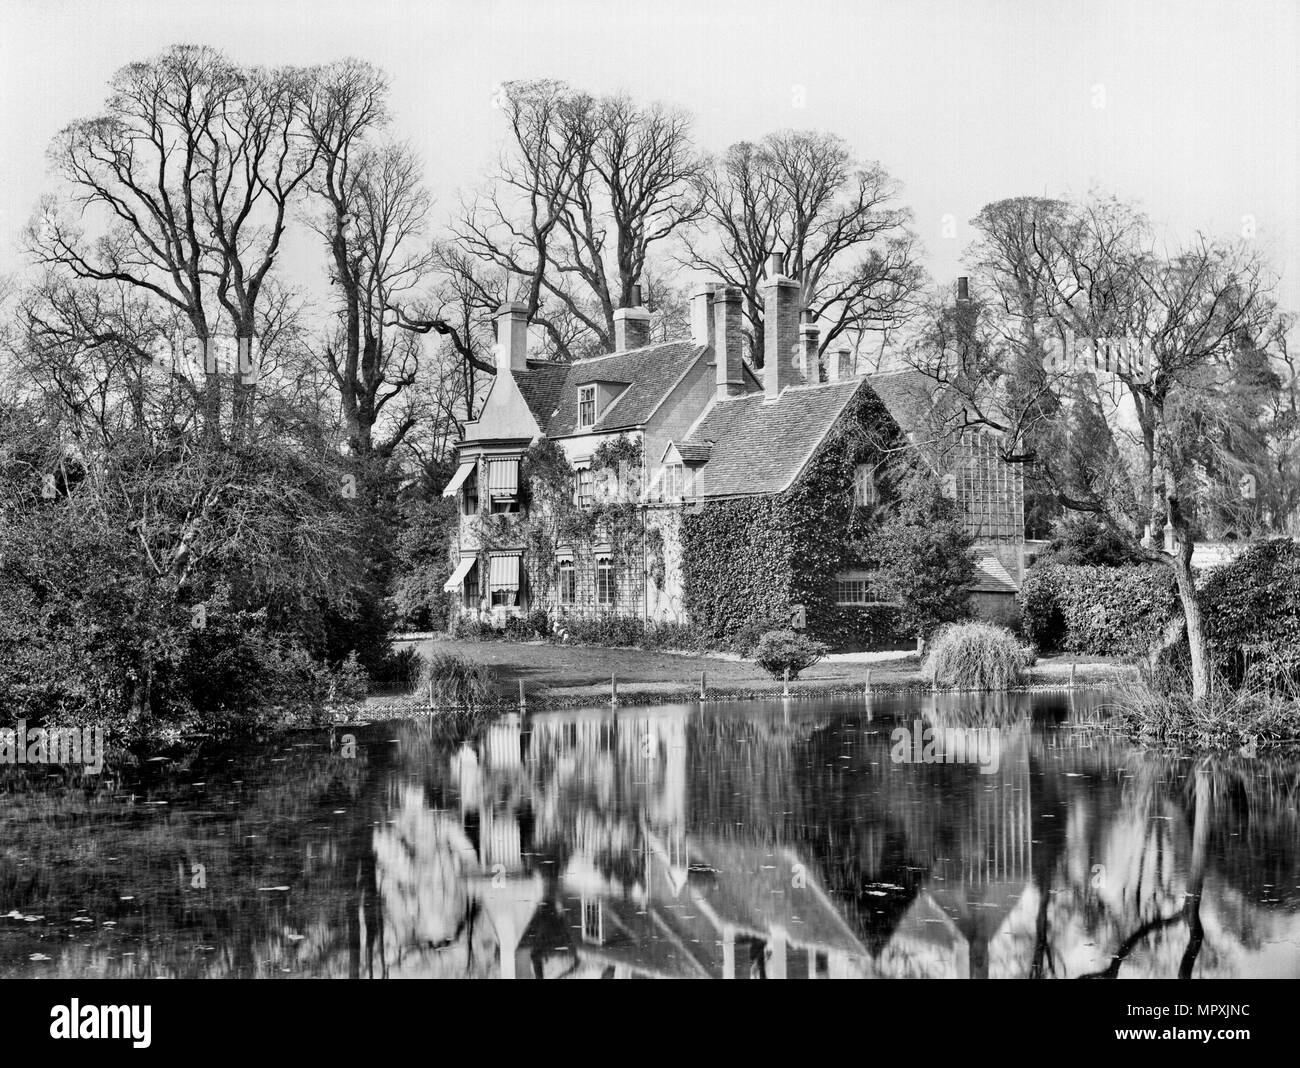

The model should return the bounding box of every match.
[681,130,922,363]
[453,80,703,359]
[907,194,1283,702]
[27,44,318,440]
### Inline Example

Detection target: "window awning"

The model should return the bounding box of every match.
[443,555,477,591]
[441,461,476,497]
[488,552,522,592]
[488,458,519,498]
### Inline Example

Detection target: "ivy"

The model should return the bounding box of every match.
[681,388,914,650]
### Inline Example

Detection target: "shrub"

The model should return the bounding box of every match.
[447,613,487,641]
[418,652,499,709]
[554,614,647,647]
[1017,563,1177,655]
[1200,540,1300,692]
[1104,675,1300,747]
[503,609,552,641]
[370,645,423,692]
[752,629,828,680]
[921,622,1035,690]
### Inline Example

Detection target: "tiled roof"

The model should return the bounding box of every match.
[512,361,569,429]
[971,555,1019,594]
[685,380,865,497]
[673,442,714,464]
[541,342,707,437]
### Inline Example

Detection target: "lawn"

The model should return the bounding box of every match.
[394,635,1130,703]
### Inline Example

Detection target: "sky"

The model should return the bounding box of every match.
[2,0,1297,327]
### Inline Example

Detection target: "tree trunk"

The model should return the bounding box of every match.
[1168,547,1210,702]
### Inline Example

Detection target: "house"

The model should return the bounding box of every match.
[442,256,1025,647]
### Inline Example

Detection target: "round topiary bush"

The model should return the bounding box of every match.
[922,621,1036,691]
[752,629,828,680]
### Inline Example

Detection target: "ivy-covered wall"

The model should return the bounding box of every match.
[680,387,907,651]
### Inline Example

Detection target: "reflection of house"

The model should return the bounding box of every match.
[442,263,1025,646]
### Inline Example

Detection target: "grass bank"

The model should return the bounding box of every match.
[350,637,1134,721]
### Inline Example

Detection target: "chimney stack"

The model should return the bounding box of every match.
[494,302,529,373]
[713,285,746,400]
[799,321,820,384]
[826,341,854,381]
[613,285,651,351]
[690,283,716,348]
[762,253,801,399]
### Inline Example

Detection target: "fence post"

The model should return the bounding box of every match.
[427,678,434,711]
[864,668,872,693]
[518,679,527,711]
[783,666,790,698]
[1070,662,1077,690]
[611,674,618,707]
[700,671,707,700]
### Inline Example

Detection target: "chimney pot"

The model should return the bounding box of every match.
[767,252,785,279]
[798,321,820,384]
[690,283,716,348]
[630,282,643,306]
[957,276,970,302]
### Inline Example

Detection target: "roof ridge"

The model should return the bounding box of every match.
[569,339,698,366]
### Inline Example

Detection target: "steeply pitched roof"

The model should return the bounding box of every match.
[511,361,568,431]
[684,379,865,497]
[520,341,706,438]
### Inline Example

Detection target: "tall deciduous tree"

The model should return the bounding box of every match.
[681,130,922,365]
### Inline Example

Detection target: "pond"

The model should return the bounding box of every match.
[1,690,1298,979]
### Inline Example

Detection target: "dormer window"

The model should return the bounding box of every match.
[578,385,596,429]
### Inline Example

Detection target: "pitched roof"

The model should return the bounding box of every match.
[971,555,1019,594]
[511,361,568,430]
[684,379,865,497]
[521,342,706,438]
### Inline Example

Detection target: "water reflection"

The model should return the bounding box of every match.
[1,691,1298,978]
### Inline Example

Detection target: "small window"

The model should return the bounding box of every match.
[578,385,596,429]
[835,574,892,606]
[463,468,479,516]
[596,555,616,606]
[557,558,576,605]
[576,467,596,507]
[853,464,878,507]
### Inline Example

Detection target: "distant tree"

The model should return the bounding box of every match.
[453,80,704,359]
[681,130,923,365]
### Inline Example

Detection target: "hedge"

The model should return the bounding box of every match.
[1017,563,1178,656]
[1201,540,1300,687]
[1018,541,1300,678]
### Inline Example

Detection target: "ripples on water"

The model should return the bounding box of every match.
[1,690,1298,978]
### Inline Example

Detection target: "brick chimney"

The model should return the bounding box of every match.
[690,283,716,348]
[494,302,529,373]
[713,285,746,400]
[798,321,819,384]
[613,283,651,351]
[762,253,800,399]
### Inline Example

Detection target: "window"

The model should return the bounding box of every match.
[463,561,480,603]
[557,558,576,605]
[488,553,523,608]
[463,468,479,516]
[852,464,878,507]
[487,457,521,514]
[578,385,596,429]
[662,463,684,501]
[835,573,893,606]
[596,555,616,606]
[576,467,596,507]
